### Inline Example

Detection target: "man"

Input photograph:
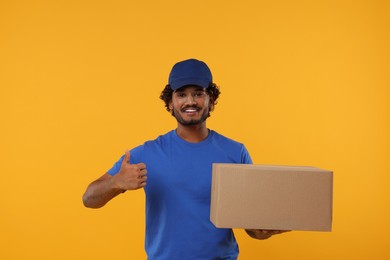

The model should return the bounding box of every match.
[83,59,287,259]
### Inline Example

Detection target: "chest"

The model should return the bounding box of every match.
[146,148,217,200]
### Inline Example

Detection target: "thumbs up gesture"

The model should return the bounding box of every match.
[113,150,148,191]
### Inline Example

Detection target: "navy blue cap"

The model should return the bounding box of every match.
[168,59,213,90]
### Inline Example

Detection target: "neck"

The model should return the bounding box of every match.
[176,122,209,143]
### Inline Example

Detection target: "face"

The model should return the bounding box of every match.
[169,85,212,126]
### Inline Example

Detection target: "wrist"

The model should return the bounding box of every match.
[110,174,125,192]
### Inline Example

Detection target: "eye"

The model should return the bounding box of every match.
[195,91,205,97]
[176,92,186,98]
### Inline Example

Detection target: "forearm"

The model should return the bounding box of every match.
[82,175,124,208]
[83,155,147,208]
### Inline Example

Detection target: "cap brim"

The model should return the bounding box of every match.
[170,78,210,90]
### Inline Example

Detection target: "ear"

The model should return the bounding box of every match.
[169,101,173,110]
[209,98,214,111]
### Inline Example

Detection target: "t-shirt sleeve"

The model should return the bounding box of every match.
[106,154,125,176]
[241,144,253,164]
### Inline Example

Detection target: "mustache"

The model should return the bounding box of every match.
[181,106,201,110]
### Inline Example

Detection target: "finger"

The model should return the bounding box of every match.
[138,172,148,182]
[138,176,147,185]
[277,230,291,234]
[269,230,290,236]
[139,168,148,175]
[139,175,147,183]
[122,150,131,165]
[137,162,146,170]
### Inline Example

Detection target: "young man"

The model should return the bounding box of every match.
[83,59,287,259]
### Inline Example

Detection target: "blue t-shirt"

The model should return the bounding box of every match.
[107,130,252,260]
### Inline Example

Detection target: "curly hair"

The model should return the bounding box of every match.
[159,83,221,115]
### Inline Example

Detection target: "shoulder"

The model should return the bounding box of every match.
[209,130,248,153]
[131,131,174,155]
[143,130,174,147]
[209,130,253,164]
[210,130,245,147]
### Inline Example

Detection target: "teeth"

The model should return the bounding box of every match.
[185,109,197,112]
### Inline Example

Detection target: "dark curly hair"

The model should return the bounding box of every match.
[159,83,221,116]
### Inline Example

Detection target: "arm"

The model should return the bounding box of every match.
[245,229,291,240]
[82,173,124,208]
[82,151,147,208]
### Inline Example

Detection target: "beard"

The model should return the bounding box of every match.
[171,107,210,126]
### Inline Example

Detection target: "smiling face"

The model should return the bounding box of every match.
[169,85,213,126]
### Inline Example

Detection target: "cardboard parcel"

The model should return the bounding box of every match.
[210,164,333,232]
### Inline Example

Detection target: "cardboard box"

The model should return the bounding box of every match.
[210,164,333,231]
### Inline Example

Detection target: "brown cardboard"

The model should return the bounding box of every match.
[210,164,333,231]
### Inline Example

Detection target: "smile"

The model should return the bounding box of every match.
[182,108,200,113]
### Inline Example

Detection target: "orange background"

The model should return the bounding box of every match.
[1,0,389,259]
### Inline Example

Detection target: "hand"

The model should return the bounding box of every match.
[245,229,291,240]
[113,150,147,191]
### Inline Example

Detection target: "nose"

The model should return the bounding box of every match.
[185,95,197,105]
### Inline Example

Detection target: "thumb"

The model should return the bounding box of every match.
[122,150,131,165]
